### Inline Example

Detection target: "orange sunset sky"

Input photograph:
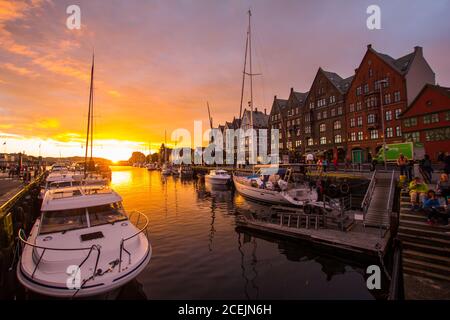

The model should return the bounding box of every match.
[1,0,449,161]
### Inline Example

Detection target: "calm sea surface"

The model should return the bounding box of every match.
[109,166,382,300]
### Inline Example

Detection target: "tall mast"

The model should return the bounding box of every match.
[239,21,249,120]
[84,53,94,176]
[248,9,253,131]
[90,54,94,163]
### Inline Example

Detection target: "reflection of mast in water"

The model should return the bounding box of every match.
[250,238,260,299]
[208,195,217,251]
[237,233,251,299]
[174,177,179,216]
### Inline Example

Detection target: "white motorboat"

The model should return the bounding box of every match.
[233,168,318,206]
[205,170,231,185]
[17,185,151,298]
[39,172,84,199]
[50,163,68,173]
[161,164,171,176]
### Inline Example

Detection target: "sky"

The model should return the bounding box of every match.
[1,0,449,161]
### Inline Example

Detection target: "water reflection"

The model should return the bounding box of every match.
[109,167,383,300]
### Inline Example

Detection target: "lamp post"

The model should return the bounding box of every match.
[378,79,388,170]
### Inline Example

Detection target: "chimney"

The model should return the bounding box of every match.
[290,87,294,93]
[255,107,258,113]
[367,44,372,49]
[355,68,358,73]
[274,95,277,100]
[414,46,423,56]
[264,108,267,115]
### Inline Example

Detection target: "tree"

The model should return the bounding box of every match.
[129,152,146,164]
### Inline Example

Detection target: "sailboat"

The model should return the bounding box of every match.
[17,55,152,298]
[232,11,317,207]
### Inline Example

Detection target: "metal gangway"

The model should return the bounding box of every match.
[361,170,396,232]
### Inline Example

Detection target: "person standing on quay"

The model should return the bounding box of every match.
[397,153,408,177]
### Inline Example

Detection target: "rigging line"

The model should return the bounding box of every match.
[238,18,249,121]
[84,53,94,176]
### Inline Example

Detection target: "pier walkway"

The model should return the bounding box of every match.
[398,190,450,299]
[0,173,23,207]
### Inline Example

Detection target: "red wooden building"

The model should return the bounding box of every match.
[401,84,450,160]
[345,45,435,163]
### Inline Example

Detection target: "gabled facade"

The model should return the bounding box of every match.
[302,68,350,161]
[240,108,269,164]
[401,84,450,160]
[345,44,435,163]
[284,88,308,162]
[268,96,288,160]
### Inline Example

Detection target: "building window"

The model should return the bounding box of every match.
[319,123,326,132]
[404,132,420,142]
[329,96,336,104]
[356,101,362,111]
[356,86,362,96]
[425,128,450,141]
[296,128,301,136]
[337,106,343,115]
[322,110,327,119]
[366,96,377,108]
[320,137,327,145]
[431,113,439,123]
[350,132,356,141]
[349,103,355,112]
[357,116,363,127]
[384,93,391,105]
[331,108,336,117]
[305,126,311,134]
[317,112,322,120]
[363,84,369,94]
[394,91,401,102]
[358,132,363,141]
[367,114,376,124]
[395,109,402,119]
[446,111,450,121]
[404,117,417,127]
[369,69,373,77]
[350,118,356,127]
[396,126,401,137]
[295,140,301,147]
[386,127,393,138]
[307,138,313,146]
[385,110,392,121]
[334,135,342,143]
[370,130,379,139]
[334,120,341,130]
[310,102,314,109]
[305,113,310,122]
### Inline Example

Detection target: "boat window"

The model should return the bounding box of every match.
[88,202,128,227]
[49,181,72,189]
[40,208,88,234]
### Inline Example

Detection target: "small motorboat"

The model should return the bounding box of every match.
[205,170,231,185]
[17,185,151,298]
[161,164,171,175]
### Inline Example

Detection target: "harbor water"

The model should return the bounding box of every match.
[110,166,383,300]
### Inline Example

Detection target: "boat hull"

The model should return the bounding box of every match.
[205,175,230,185]
[233,176,291,205]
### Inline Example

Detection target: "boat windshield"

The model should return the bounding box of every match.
[48,181,72,189]
[40,208,88,234]
[39,202,128,234]
[88,202,128,227]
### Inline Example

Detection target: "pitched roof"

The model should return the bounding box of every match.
[292,91,308,105]
[242,109,269,128]
[321,69,353,94]
[371,47,416,75]
[402,83,450,117]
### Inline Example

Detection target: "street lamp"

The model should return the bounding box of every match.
[378,79,388,170]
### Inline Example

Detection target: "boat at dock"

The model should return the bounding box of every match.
[205,170,231,185]
[17,184,151,298]
[161,164,172,176]
[233,167,318,207]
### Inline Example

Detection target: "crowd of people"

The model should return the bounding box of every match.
[0,163,44,183]
[408,174,449,226]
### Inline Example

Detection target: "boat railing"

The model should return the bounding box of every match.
[361,170,377,218]
[119,210,150,273]
[17,229,101,280]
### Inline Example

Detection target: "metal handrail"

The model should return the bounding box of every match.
[18,229,101,279]
[119,210,150,273]
[386,170,396,215]
[361,170,377,216]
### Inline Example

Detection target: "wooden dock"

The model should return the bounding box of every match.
[0,175,23,208]
[398,190,450,300]
[236,207,390,257]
